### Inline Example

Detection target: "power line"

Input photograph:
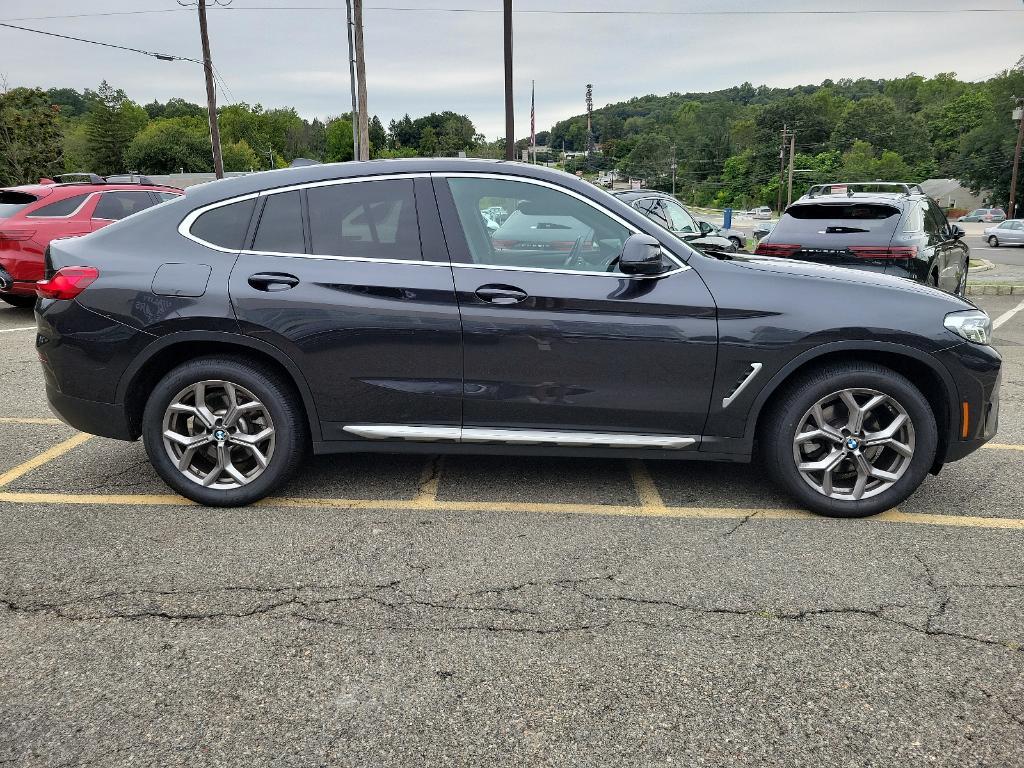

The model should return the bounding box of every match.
[211,4,1024,14]
[0,22,200,63]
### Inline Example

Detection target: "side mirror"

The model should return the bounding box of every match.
[953,224,966,240]
[699,221,713,235]
[619,233,668,276]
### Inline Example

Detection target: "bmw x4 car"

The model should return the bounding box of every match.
[36,160,1001,517]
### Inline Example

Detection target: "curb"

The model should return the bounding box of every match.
[966,284,1024,296]
[970,258,995,273]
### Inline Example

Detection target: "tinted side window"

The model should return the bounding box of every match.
[922,203,942,236]
[253,191,304,253]
[307,180,421,260]
[190,197,257,250]
[28,193,91,217]
[926,202,948,235]
[662,200,698,234]
[902,204,925,233]
[93,191,156,221]
[635,198,669,228]
[156,191,181,202]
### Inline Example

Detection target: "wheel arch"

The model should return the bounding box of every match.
[746,341,957,463]
[116,331,322,442]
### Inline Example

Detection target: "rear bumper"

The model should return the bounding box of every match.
[0,267,34,296]
[45,384,134,441]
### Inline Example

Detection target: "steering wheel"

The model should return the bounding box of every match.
[561,235,585,269]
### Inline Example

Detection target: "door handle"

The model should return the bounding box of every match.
[248,272,299,292]
[475,284,528,305]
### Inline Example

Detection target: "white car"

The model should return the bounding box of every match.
[984,219,1024,247]
[753,206,773,220]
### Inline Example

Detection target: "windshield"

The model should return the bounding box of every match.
[0,191,38,218]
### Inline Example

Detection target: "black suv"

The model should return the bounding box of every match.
[36,160,1000,517]
[756,182,970,295]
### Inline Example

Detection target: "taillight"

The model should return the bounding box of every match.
[35,266,99,300]
[0,230,35,242]
[849,246,918,260]
[754,242,801,257]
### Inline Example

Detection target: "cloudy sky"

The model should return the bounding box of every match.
[1,0,1022,139]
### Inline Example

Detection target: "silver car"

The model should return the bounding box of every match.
[984,219,1024,247]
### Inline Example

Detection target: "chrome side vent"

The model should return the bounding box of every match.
[722,363,763,409]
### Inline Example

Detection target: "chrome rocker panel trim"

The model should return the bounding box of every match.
[342,424,697,450]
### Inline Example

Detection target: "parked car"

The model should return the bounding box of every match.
[0,174,182,307]
[699,219,746,251]
[753,221,775,241]
[958,208,1005,223]
[611,190,737,253]
[984,219,1024,247]
[752,206,773,220]
[37,159,1000,519]
[756,182,970,296]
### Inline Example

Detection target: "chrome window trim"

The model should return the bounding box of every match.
[176,170,690,278]
[343,424,697,449]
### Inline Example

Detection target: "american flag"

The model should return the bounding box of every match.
[530,80,536,148]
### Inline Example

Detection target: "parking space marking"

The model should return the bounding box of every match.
[0,326,35,334]
[411,456,443,506]
[629,460,667,511]
[0,490,1021,530]
[992,298,1024,329]
[985,443,1024,452]
[0,433,91,488]
[0,417,65,426]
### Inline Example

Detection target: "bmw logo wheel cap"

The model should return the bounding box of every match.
[846,437,859,450]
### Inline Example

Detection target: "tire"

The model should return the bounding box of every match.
[988,236,999,247]
[729,236,743,251]
[928,270,939,288]
[142,356,308,506]
[761,362,938,518]
[1,294,35,309]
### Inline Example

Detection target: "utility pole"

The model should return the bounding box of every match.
[786,129,796,208]
[180,0,225,178]
[503,0,514,160]
[353,0,369,161]
[776,124,787,214]
[1009,96,1024,219]
[345,0,359,160]
[671,144,677,197]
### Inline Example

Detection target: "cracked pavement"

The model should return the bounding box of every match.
[0,297,1023,767]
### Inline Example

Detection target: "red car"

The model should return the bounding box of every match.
[0,174,182,307]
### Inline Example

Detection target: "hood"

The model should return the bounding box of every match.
[724,252,973,305]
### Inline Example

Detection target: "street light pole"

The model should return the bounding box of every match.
[353,0,369,161]
[786,130,796,208]
[345,0,359,161]
[180,0,225,178]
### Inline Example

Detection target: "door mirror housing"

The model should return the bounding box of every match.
[699,220,714,236]
[944,223,965,241]
[619,234,669,275]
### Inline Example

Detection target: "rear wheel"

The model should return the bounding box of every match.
[728,236,743,250]
[762,363,937,518]
[142,357,307,506]
[988,236,999,247]
[1,294,35,308]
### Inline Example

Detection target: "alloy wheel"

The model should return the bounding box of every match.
[792,387,915,501]
[161,379,276,489]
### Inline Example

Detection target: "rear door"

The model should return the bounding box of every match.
[925,200,965,292]
[227,176,463,441]
[762,201,902,275]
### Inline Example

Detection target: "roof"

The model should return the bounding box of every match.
[611,189,672,201]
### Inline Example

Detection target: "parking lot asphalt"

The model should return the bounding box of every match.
[0,296,1022,767]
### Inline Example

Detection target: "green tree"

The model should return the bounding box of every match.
[83,81,148,174]
[418,125,439,156]
[620,134,671,185]
[324,118,354,163]
[369,115,387,156]
[124,117,211,174]
[0,86,64,185]
[222,139,259,172]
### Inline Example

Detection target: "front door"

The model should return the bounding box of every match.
[228,176,462,440]
[434,174,717,440]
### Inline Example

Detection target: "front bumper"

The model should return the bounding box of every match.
[935,341,1001,463]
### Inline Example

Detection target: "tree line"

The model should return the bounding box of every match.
[0,80,491,184]
[551,62,1023,208]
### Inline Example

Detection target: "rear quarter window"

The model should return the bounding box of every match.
[189,197,258,250]
[0,190,39,218]
[27,192,92,217]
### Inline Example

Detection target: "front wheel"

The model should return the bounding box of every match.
[729,236,743,250]
[762,363,937,517]
[142,357,308,506]
[988,236,999,247]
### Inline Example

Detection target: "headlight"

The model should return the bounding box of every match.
[944,310,992,345]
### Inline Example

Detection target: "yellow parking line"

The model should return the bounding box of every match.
[984,443,1024,452]
[629,460,667,511]
[411,456,443,506]
[0,433,92,488]
[0,417,65,426]
[0,489,1021,530]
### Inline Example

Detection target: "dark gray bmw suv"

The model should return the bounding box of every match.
[35,160,1001,517]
